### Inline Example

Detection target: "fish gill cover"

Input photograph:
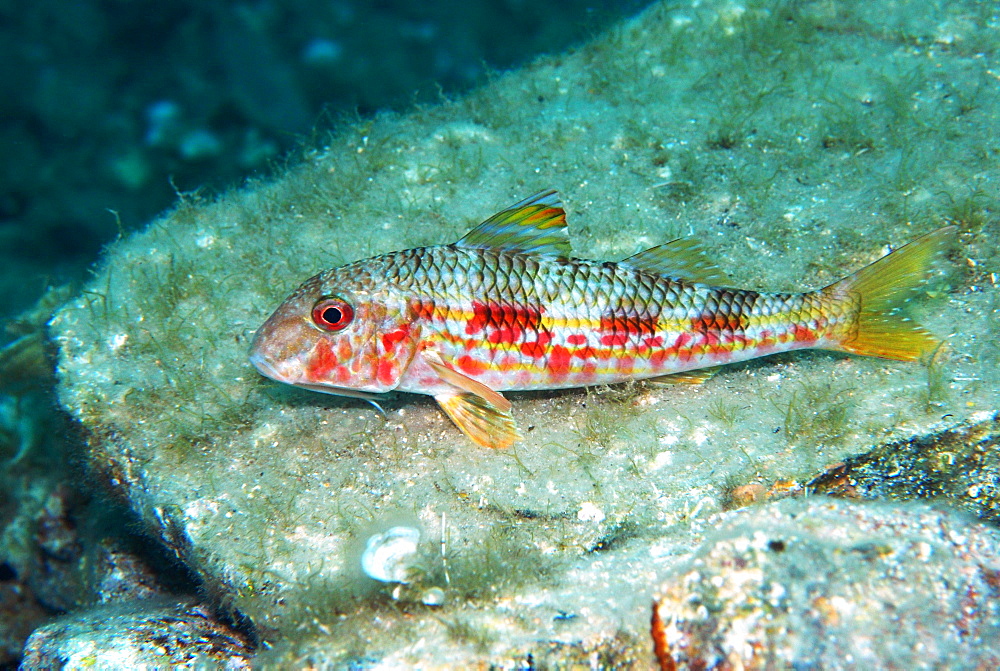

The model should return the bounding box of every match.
[47,0,1000,665]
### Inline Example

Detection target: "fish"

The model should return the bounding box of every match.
[249,189,953,449]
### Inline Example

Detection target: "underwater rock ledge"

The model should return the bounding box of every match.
[652,498,1000,670]
[45,0,1000,665]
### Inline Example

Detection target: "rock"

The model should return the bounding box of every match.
[0,570,49,668]
[0,445,78,665]
[29,485,87,612]
[809,413,1000,524]
[20,599,253,670]
[90,539,171,604]
[45,0,999,664]
[652,498,1000,669]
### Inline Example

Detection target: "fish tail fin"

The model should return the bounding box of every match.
[821,226,955,361]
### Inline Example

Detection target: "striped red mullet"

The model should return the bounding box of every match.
[250,190,953,449]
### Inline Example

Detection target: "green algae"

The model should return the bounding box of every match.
[44,0,1000,664]
[772,379,856,448]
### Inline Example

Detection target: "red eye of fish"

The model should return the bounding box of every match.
[311,297,354,331]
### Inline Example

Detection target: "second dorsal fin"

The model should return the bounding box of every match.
[455,189,571,259]
[622,238,730,285]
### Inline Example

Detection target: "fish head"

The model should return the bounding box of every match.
[249,264,419,397]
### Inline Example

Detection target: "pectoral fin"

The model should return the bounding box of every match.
[434,391,522,449]
[423,350,512,412]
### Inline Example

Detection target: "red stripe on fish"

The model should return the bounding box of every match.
[381,325,410,351]
[457,354,489,376]
[377,359,397,386]
[465,300,544,340]
[547,345,572,379]
[598,310,658,347]
[519,331,552,359]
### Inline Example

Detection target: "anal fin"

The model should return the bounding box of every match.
[435,391,522,449]
[645,366,721,385]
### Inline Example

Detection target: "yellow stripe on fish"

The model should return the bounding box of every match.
[250,189,954,449]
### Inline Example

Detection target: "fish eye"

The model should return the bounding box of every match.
[311,297,354,331]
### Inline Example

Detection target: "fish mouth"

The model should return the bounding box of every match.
[249,352,385,402]
[249,351,284,382]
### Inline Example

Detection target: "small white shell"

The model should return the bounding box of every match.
[421,586,446,607]
[361,526,420,583]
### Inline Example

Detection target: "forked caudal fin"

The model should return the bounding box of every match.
[822,226,955,361]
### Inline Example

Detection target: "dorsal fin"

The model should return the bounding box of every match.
[455,189,571,259]
[622,238,730,285]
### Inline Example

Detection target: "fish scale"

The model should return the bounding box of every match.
[250,189,953,449]
[384,245,834,392]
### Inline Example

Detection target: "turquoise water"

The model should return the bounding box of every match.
[0,0,646,323]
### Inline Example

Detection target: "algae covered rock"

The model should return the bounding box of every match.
[21,599,253,670]
[810,413,1000,523]
[47,0,1000,663]
[652,498,1000,669]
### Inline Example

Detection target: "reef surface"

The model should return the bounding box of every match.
[45,0,1000,665]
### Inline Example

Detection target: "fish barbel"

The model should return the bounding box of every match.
[250,190,953,449]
